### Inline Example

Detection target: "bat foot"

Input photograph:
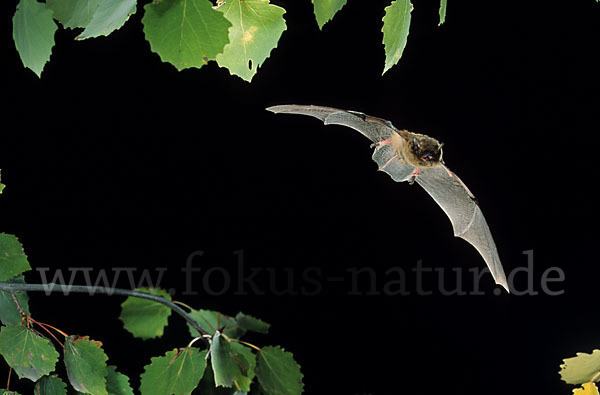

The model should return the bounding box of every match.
[371,138,392,151]
[408,168,421,185]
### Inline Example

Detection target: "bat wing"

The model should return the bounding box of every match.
[266,104,398,143]
[415,165,509,291]
[267,104,418,182]
[266,104,508,291]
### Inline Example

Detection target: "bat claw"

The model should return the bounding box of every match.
[372,138,392,151]
[408,168,421,185]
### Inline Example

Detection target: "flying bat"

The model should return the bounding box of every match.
[266,104,509,292]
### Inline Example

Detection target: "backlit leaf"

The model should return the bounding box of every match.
[256,346,303,395]
[231,342,256,382]
[119,288,171,339]
[573,383,600,395]
[216,0,286,82]
[312,0,346,29]
[64,336,109,395]
[46,0,101,29]
[561,350,600,385]
[438,0,447,26]
[211,332,251,391]
[143,0,231,71]
[106,365,134,395]
[12,0,57,77]
[0,275,30,325]
[139,348,207,395]
[0,325,59,382]
[0,233,31,282]
[188,309,245,338]
[381,0,413,74]
[235,312,269,334]
[34,375,67,395]
[76,0,137,39]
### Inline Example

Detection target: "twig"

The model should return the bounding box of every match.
[9,292,25,316]
[0,282,210,343]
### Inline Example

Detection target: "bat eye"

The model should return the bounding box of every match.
[412,137,421,149]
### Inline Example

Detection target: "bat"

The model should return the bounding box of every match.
[266,104,509,292]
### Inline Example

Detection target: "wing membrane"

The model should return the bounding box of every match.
[416,166,508,290]
[267,104,509,292]
[267,104,396,143]
[372,143,416,182]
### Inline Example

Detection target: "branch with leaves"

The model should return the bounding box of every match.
[10,0,448,80]
[0,173,303,395]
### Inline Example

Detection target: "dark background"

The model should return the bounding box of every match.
[2,0,599,394]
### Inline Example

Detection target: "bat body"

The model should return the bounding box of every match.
[266,104,509,292]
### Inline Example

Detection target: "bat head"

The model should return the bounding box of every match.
[406,134,444,168]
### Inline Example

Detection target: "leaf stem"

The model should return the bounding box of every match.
[592,370,600,383]
[224,335,261,351]
[6,367,12,391]
[173,300,195,311]
[0,282,210,341]
[9,292,25,316]
[29,317,66,347]
[186,335,211,349]
[29,316,69,338]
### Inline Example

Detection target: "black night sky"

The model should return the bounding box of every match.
[2,0,600,394]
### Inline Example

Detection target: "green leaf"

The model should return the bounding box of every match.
[76,0,136,40]
[235,313,269,334]
[106,365,134,395]
[196,363,235,394]
[560,349,600,385]
[119,288,171,340]
[0,324,59,382]
[215,0,286,82]
[46,0,101,29]
[255,346,303,395]
[188,309,245,338]
[64,336,109,395]
[12,0,57,77]
[143,0,232,71]
[1,391,23,395]
[0,170,5,194]
[230,342,256,382]
[34,375,67,395]
[312,0,346,29]
[381,0,413,74]
[139,348,207,395]
[438,0,447,26]
[0,234,31,281]
[211,332,251,391]
[217,0,286,81]
[0,275,30,325]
